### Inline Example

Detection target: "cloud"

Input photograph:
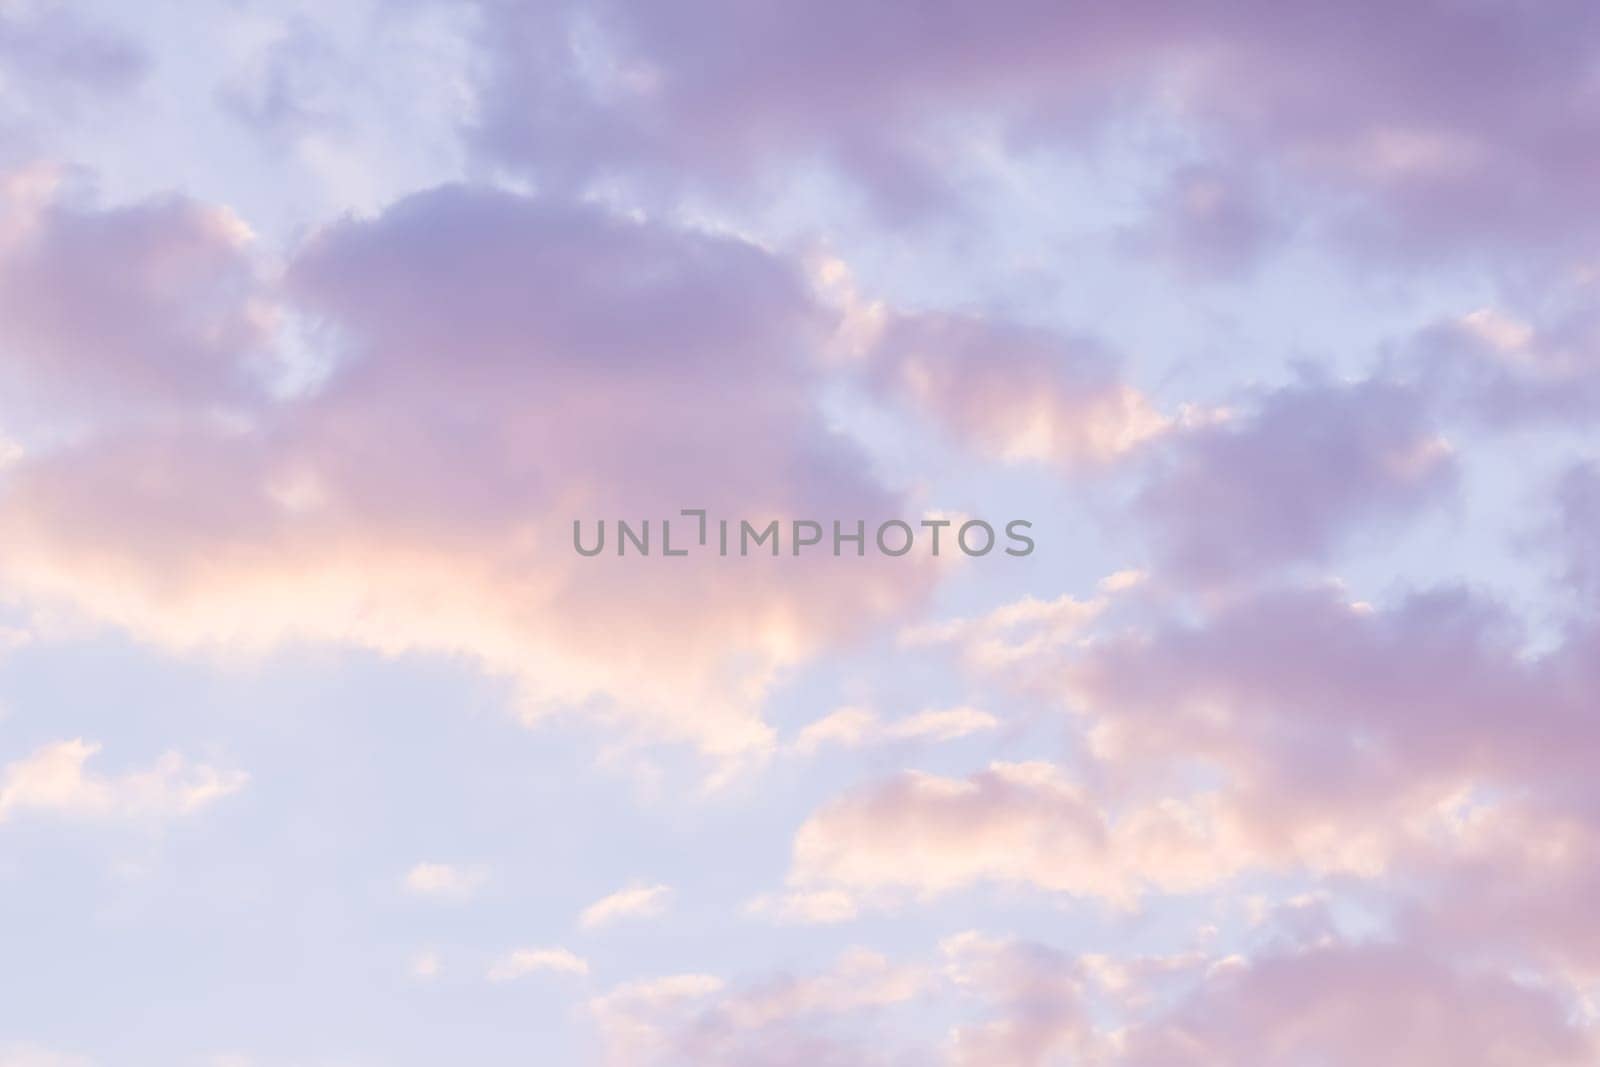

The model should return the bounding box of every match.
[1135,377,1455,584]
[790,761,1246,908]
[859,311,1169,469]
[792,704,997,754]
[1063,582,1583,800]
[466,0,1600,263]
[790,569,1600,924]
[0,6,144,134]
[885,707,998,743]
[587,973,725,1067]
[0,167,273,426]
[1123,162,1284,280]
[1412,302,1600,428]
[0,183,939,767]
[791,706,877,755]
[1115,942,1598,1067]
[487,947,590,981]
[0,739,245,823]
[942,932,1091,1067]
[587,950,925,1066]
[930,930,1600,1067]
[1553,462,1600,611]
[899,589,1107,672]
[402,862,487,899]
[581,883,671,929]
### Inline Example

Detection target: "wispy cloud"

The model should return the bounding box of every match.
[0,740,244,823]
[487,947,589,982]
[580,883,671,930]
[402,862,488,900]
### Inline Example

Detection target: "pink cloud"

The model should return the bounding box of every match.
[1117,943,1596,1067]
[790,761,1246,907]
[0,183,939,764]
[861,311,1169,469]
[466,0,1600,261]
[587,949,928,1066]
[1134,378,1454,583]
[0,169,272,426]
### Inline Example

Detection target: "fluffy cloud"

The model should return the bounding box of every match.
[942,933,1092,1067]
[0,739,245,823]
[1061,581,1600,912]
[1553,462,1600,610]
[860,312,1168,469]
[466,0,1600,262]
[786,574,1600,934]
[899,588,1108,672]
[402,862,487,900]
[1124,162,1283,279]
[581,883,672,929]
[0,167,272,427]
[1063,583,1585,810]
[1413,303,1600,427]
[574,927,1598,1065]
[792,704,998,754]
[790,761,1245,907]
[0,5,143,138]
[1135,377,1454,584]
[1115,943,1597,1067]
[0,182,939,765]
[486,946,589,981]
[588,949,926,1067]
[587,973,726,1067]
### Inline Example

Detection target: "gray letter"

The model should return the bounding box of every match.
[663,519,688,556]
[573,519,605,557]
[792,520,823,555]
[876,519,914,556]
[681,508,708,546]
[618,519,650,556]
[741,519,780,556]
[958,519,995,556]
[833,520,866,556]
[1005,520,1035,557]
[919,518,950,555]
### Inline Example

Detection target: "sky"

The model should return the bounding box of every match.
[1,1,1599,1064]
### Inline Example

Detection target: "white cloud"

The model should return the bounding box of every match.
[884,706,999,743]
[0,739,245,823]
[793,705,998,754]
[899,591,1105,669]
[792,706,877,754]
[791,762,1250,908]
[589,973,725,1034]
[580,883,671,929]
[403,862,488,899]
[487,946,590,981]
[586,950,926,1064]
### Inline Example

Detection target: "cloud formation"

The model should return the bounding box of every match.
[468,0,1600,264]
[486,946,589,981]
[402,862,487,900]
[0,739,244,824]
[581,883,672,929]
[0,182,939,765]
